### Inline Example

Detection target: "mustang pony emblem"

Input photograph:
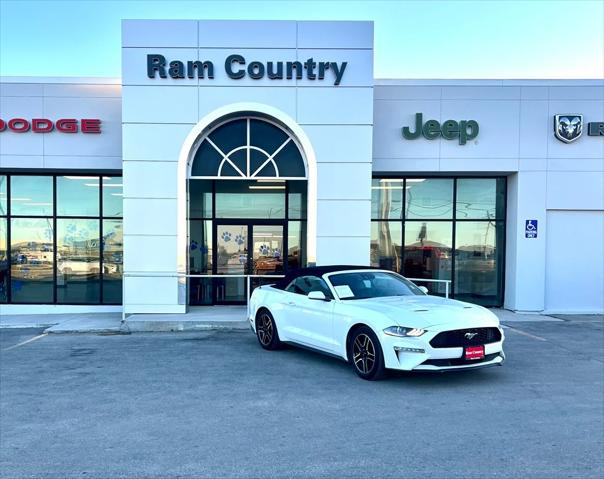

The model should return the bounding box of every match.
[464,332,478,340]
[555,114,583,143]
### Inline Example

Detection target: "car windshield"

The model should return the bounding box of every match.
[328,271,424,300]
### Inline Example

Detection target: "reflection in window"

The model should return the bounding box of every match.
[215,181,285,219]
[403,221,452,295]
[288,180,307,219]
[3,174,122,304]
[370,221,401,271]
[405,179,453,219]
[371,176,506,307]
[56,219,100,304]
[455,221,504,306]
[189,220,213,274]
[10,218,54,303]
[57,176,100,216]
[102,220,123,303]
[287,221,305,270]
[456,178,505,220]
[189,220,213,305]
[10,176,53,216]
[189,180,213,218]
[253,225,284,275]
[0,218,7,303]
[371,179,403,219]
[0,175,7,216]
[102,177,123,217]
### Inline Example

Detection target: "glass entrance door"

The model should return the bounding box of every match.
[213,222,284,304]
[215,224,249,303]
[252,225,284,276]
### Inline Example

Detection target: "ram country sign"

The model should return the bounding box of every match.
[146,54,348,86]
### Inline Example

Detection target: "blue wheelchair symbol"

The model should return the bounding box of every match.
[525,220,538,238]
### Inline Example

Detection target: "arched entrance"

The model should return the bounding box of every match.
[178,104,316,305]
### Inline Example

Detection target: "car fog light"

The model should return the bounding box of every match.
[394,346,425,354]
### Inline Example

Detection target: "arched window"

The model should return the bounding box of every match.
[190,117,306,179]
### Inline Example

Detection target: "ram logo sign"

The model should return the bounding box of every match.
[554,114,583,143]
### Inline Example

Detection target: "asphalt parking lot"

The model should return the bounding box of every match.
[1,318,603,479]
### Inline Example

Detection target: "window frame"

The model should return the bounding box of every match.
[189,116,308,180]
[0,172,123,305]
[370,176,507,307]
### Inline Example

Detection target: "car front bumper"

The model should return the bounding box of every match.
[380,328,505,372]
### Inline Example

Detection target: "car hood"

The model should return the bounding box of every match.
[345,295,499,330]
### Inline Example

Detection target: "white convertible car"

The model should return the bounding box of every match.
[249,266,505,380]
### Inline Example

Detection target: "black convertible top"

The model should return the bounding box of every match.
[272,265,379,290]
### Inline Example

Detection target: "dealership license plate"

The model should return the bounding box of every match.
[464,345,485,361]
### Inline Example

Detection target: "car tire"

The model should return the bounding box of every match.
[349,326,386,380]
[255,309,282,351]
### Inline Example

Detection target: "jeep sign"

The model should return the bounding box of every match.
[402,113,479,145]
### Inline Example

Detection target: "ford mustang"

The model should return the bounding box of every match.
[249,266,505,380]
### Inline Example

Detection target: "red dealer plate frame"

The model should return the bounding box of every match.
[464,345,485,361]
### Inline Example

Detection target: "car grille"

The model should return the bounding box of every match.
[429,327,502,348]
[422,353,501,367]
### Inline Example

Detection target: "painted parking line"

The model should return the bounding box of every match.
[2,333,48,351]
[502,324,547,342]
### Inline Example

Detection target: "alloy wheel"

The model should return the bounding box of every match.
[353,333,376,374]
[257,313,274,346]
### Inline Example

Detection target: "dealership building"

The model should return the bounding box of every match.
[0,20,603,319]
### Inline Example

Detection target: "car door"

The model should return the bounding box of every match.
[281,276,337,352]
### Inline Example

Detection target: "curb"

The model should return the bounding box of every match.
[124,320,250,333]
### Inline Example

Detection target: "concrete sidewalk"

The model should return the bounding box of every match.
[1,307,599,334]
[0,312,125,334]
[0,306,249,334]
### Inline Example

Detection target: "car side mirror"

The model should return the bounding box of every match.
[308,291,329,301]
[418,286,429,294]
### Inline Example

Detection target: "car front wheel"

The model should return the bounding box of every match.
[349,326,386,380]
[255,309,282,350]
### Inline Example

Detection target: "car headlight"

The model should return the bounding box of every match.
[383,326,426,337]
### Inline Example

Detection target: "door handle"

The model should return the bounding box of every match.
[287,301,295,306]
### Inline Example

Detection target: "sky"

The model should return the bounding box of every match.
[0,0,603,79]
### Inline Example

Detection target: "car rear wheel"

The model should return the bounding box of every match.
[349,326,386,380]
[256,310,282,350]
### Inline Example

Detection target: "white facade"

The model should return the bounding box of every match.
[0,78,122,170]
[373,79,604,313]
[1,20,603,315]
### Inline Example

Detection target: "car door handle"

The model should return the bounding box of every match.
[287,301,295,306]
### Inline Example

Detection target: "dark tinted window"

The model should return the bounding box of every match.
[286,275,332,298]
[191,117,305,178]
